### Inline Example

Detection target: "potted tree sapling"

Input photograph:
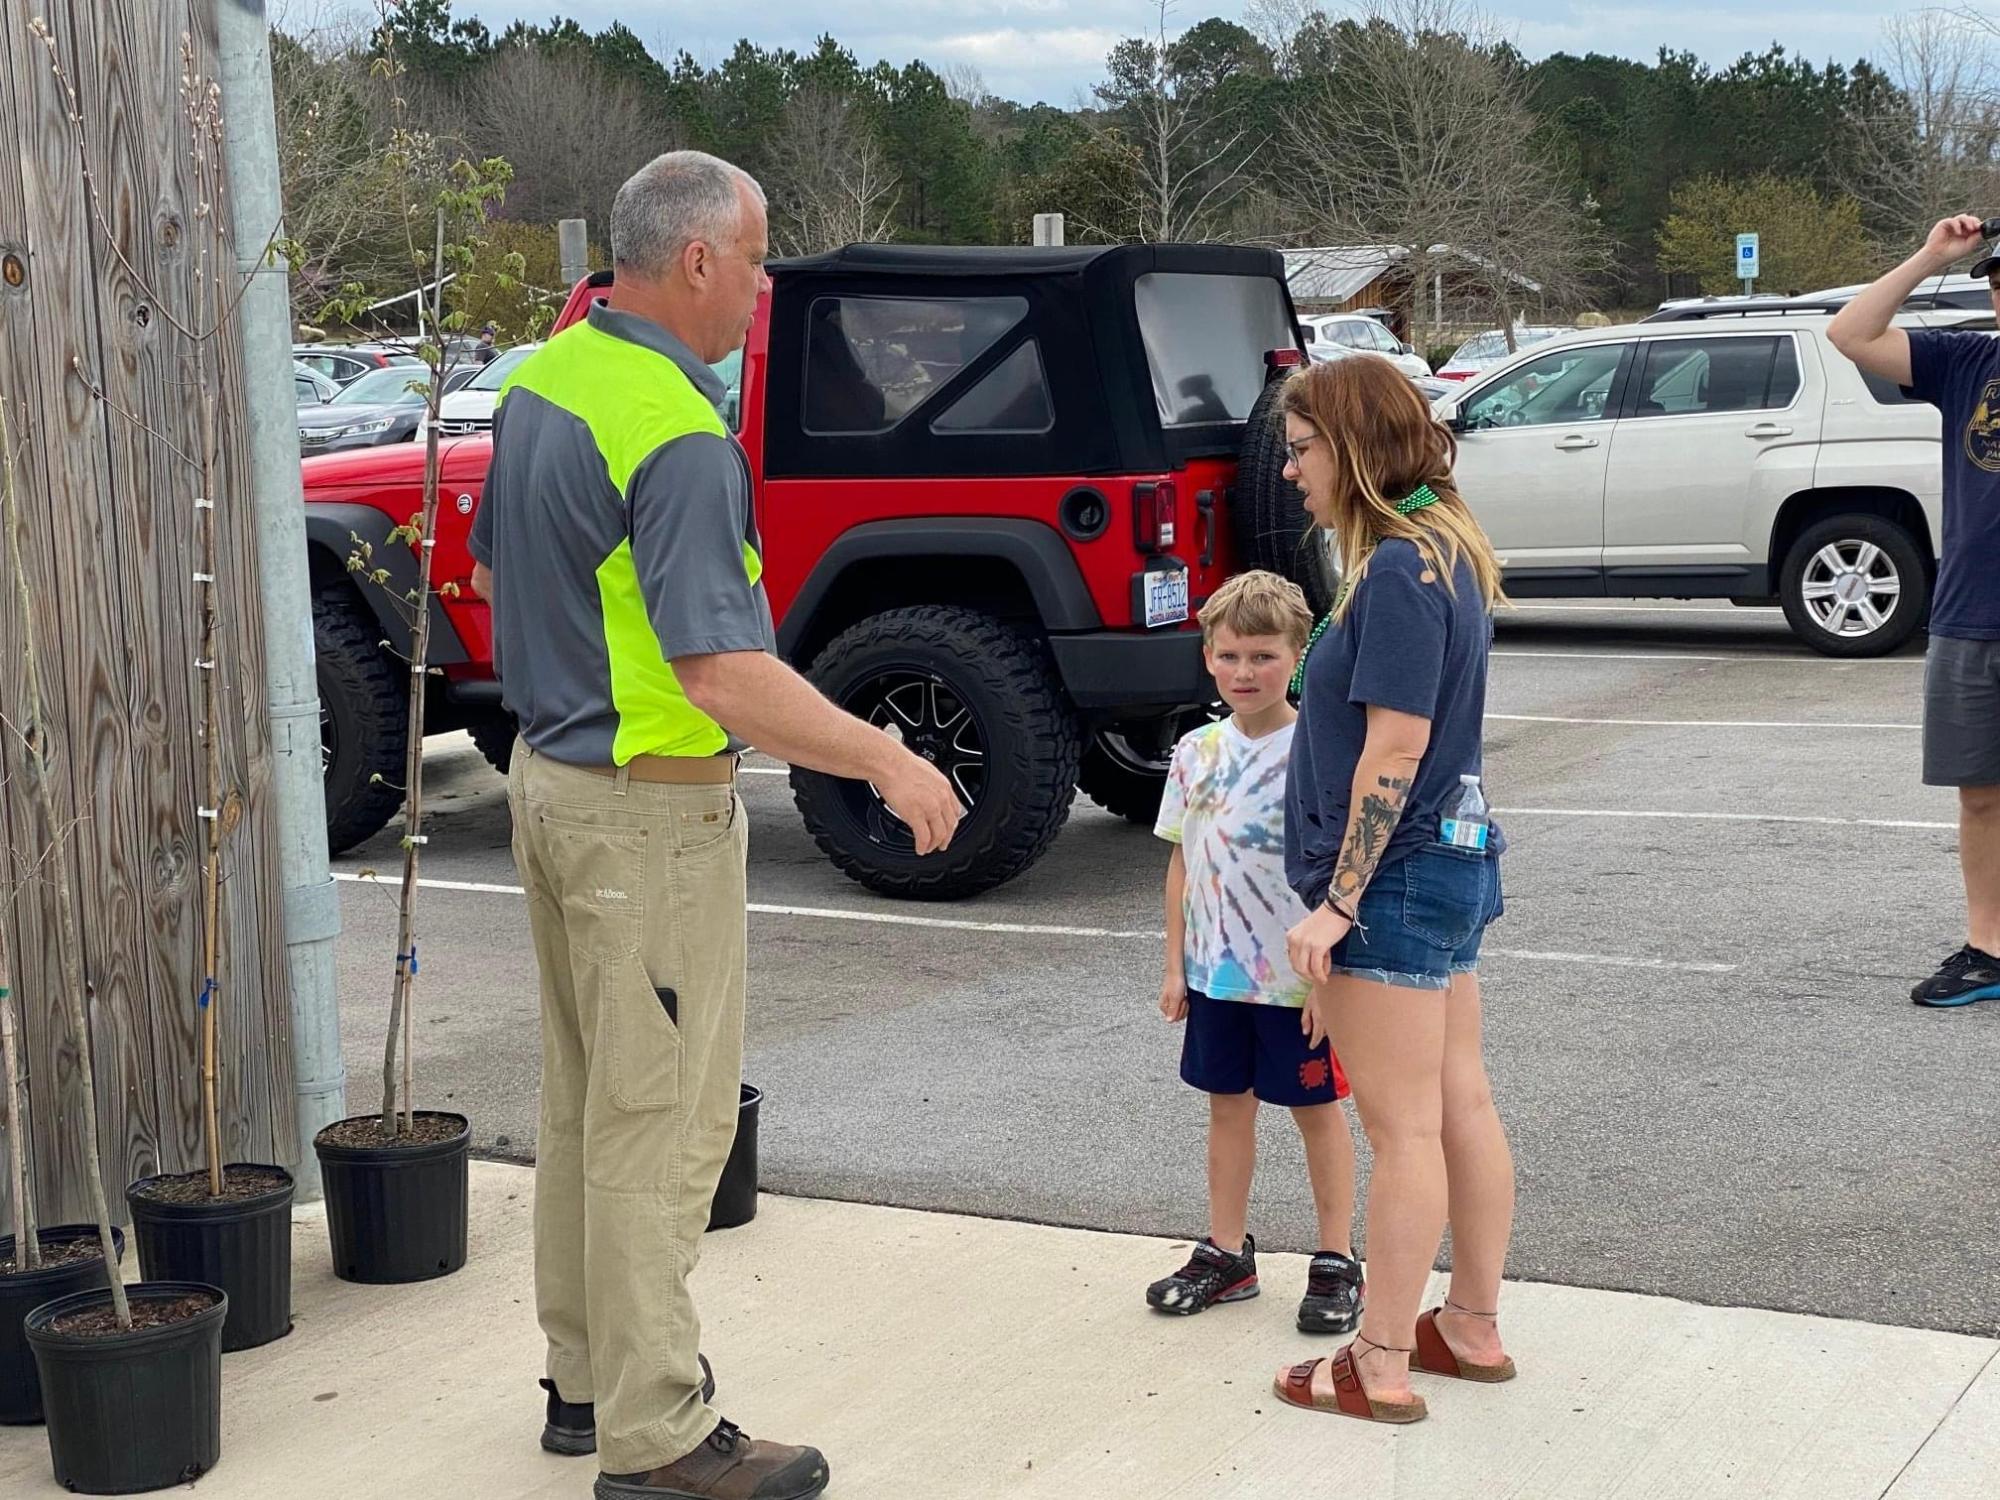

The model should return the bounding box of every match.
[4,386,224,1492]
[309,14,520,1283]
[0,515,125,1423]
[91,31,298,1356]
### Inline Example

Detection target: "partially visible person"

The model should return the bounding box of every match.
[1268,355,1515,1426]
[1829,215,2000,1009]
[470,150,960,1500]
[474,321,499,364]
[1147,571,1364,1337]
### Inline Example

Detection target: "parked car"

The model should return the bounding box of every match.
[1429,306,1989,656]
[302,245,1324,898]
[296,362,481,454]
[292,342,424,387]
[293,362,339,406]
[1648,276,1996,322]
[415,343,543,440]
[1299,312,1432,380]
[1433,324,1570,381]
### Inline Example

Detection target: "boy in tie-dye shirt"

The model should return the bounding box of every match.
[1146,571,1364,1335]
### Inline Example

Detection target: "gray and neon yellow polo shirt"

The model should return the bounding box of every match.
[468,304,774,765]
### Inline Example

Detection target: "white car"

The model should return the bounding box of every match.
[1299,313,1432,381]
[417,343,542,440]
[1430,306,1985,656]
[1434,325,1569,382]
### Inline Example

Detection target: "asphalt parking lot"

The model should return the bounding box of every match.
[328,601,2000,1338]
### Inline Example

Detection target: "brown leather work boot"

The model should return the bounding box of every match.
[593,1419,829,1500]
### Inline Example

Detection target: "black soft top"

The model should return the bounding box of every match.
[773,242,1284,281]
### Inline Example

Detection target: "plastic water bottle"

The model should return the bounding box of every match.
[1439,774,1489,851]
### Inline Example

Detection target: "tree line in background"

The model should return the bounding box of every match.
[272,0,2000,336]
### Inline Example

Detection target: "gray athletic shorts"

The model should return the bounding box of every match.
[1923,636,2000,787]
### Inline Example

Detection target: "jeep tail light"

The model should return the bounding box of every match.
[1133,480,1177,552]
[1266,347,1305,371]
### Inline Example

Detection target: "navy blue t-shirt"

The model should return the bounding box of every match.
[1905,330,2000,640]
[1284,538,1500,911]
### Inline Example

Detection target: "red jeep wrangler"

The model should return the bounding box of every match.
[302,243,1323,899]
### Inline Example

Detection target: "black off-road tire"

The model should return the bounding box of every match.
[315,584,408,854]
[1234,373,1338,613]
[1778,513,1929,659]
[791,606,1083,901]
[466,710,518,775]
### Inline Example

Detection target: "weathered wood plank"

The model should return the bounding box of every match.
[0,0,293,1228]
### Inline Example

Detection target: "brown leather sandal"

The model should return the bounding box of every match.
[1412,1300,1517,1383]
[1273,1336,1428,1424]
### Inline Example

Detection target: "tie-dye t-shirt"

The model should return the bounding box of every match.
[1155,718,1310,1008]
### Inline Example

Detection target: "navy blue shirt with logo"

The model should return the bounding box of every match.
[1905,330,2000,640]
[1284,538,1501,913]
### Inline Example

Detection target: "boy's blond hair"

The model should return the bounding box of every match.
[1198,569,1313,650]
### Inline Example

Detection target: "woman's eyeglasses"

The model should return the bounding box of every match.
[1285,435,1317,463]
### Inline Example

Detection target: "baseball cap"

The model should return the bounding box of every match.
[1971,247,2000,281]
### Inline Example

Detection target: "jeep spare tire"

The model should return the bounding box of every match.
[1234,373,1337,613]
[791,605,1083,901]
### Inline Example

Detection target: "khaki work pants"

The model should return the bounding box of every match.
[507,741,748,1473]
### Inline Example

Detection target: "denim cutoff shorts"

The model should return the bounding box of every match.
[1327,840,1503,991]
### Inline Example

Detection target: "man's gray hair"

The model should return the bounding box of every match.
[610,151,765,277]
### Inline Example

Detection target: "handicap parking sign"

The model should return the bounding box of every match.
[1736,233,1760,282]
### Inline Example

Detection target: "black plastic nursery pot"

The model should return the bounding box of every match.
[25,1280,226,1494]
[125,1164,294,1353]
[707,1084,761,1232]
[313,1110,469,1283]
[0,1226,125,1426]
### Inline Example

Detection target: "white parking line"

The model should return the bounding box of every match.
[1495,807,1954,831]
[332,874,1737,972]
[1505,603,1778,614]
[1489,713,1919,731]
[1493,648,1923,665]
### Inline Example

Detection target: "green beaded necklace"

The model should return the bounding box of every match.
[1289,484,1441,698]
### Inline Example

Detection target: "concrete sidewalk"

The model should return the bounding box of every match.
[2,1161,1994,1498]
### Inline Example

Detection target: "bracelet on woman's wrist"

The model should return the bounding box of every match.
[1322,893,1360,923]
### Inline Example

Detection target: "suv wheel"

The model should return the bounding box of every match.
[1778,515,1929,658]
[791,606,1083,900]
[315,584,409,853]
[466,710,517,774]
[1079,707,1223,825]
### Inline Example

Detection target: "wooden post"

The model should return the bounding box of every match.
[0,2,294,1227]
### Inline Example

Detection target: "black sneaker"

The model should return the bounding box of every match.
[1297,1251,1365,1334]
[1912,946,2000,1008]
[1146,1235,1259,1315]
[541,1355,716,1456]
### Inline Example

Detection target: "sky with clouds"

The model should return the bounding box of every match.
[442,1,1904,106]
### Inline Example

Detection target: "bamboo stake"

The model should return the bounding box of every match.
[189,44,228,1199]
[381,207,446,1139]
[0,401,127,1327]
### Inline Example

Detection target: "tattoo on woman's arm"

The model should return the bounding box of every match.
[1330,773,1413,903]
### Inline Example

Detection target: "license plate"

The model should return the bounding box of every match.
[1143,566,1189,629]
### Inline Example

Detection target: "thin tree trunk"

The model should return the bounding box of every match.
[1,952,39,1274]
[0,403,127,1327]
[382,209,447,1138]
[194,298,225,1199]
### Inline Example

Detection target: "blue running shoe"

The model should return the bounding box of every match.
[1912,946,2000,1007]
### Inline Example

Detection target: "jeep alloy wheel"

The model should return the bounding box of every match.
[1779,514,1928,658]
[791,605,1083,900]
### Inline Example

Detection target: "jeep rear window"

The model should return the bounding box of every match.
[1134,273,1296,427]
[803,296,1027,435]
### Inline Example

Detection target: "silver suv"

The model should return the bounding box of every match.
[1434,307,1988,656]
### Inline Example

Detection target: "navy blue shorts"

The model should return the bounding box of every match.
[1328,841,1503,991]
[1180,991,1351,1106]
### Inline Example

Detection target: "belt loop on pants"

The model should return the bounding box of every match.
[613,762,632,796]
